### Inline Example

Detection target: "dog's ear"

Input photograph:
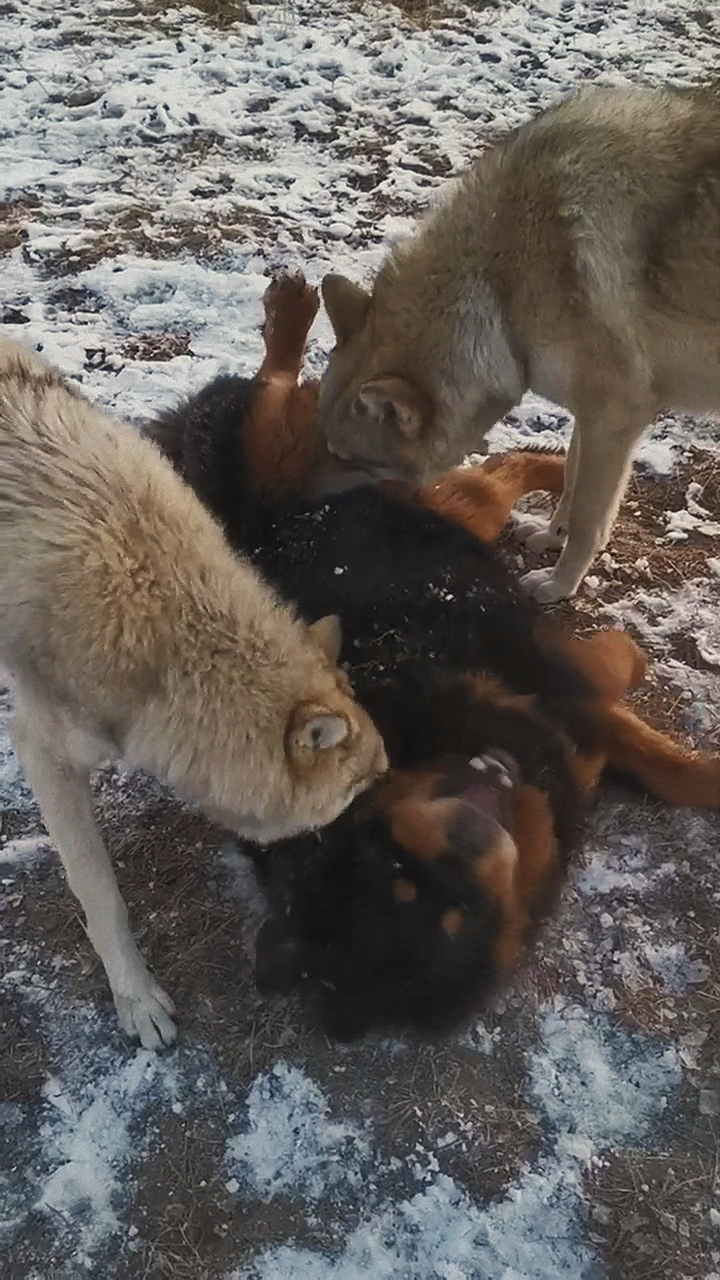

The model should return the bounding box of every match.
[309,613,343,664]
[288,703,350,758]
[356,376,427,440]
[322,274,371,344]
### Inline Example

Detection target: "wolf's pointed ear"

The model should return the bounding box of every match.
[309,614,343,664]
[322,274,371,344]
[356,376,428,440]
[288,704,350,757]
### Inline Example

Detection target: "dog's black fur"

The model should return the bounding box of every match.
[149,376,592,1040]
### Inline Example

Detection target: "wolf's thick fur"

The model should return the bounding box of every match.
[151,276,720,1040]
[0,340,386,1048]
[318,83,720,602]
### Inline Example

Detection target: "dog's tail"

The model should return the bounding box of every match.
[393,451,565,544]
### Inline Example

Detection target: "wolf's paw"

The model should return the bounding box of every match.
[520,566,574,604]
[524,526,567,553]
[263,271,319,327]
[115,979,177,1051]
[514,517,567,553]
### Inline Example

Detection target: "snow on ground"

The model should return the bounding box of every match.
[0,0,719,1277]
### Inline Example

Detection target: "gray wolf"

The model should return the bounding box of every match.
[317,83,720,602]
[0,339,386,1048]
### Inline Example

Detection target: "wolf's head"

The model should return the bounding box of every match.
[317,269,521,484]
[187,611,387,846]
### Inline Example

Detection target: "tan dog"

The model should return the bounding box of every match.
[318,83,720,602]
[0,340,386,1048]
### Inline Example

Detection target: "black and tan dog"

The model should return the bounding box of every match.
[148,274,720,1042]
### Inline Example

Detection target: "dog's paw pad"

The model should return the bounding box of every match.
[520,566,570,604]
[263,272,319,317]
[115,983,177,1051]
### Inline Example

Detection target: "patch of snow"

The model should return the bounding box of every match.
[663,482,720,542]
[0,835,51,867]
[530,1003,681,1149]
[463,1019,498,1055]
[226,1063,371,1203]
[232,1004,681,1278]
[0,953,211,1270]
[487,401,719,475]
[37,1053,171,1238]
[602,581,720,734]
[576,841,674,898]
[239,1162,598,1280]
[644,943,710,993]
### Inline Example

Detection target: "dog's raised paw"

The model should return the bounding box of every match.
[263,271,319,318]
[115,981,177,1051]
[520,566,571,604]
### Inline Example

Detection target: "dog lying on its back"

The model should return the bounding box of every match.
[149,275,720,1041]
[0,340,386,1049]
[317,83,720,604]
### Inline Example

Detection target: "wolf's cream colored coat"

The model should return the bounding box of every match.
[318,83,720,601]
[0,340,386,1048]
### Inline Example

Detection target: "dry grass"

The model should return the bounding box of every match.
[121,331,193,362]
[588,1149,720,1280]
[0,196,41,256]
[382,0,499,26]
[142,0,253,28]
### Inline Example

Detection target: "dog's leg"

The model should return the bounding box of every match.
[12,698,177,1049]
[394,451,565,544]
[591,703,720,807]
[570,748,608,796]
[258,272,320,379]
[245,378,322,497]
[521,401,648,602]
[556,629,648,702]
[523,431,578,553]
[246,274,325,496]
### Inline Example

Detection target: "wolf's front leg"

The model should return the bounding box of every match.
[12,696,176,1049]
[521,430,578,553]
[521,400,649,603]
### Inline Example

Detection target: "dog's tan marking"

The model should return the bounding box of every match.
[440,907,464,937]
[466,672,534,713]
[389,795,458,862]
[407,452,565,545]
[570,748,608,796]
[392,877,418,904]
[553,628,649,703]
[512,784,560,914]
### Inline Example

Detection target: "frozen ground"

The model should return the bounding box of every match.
[0,1,719,1277]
